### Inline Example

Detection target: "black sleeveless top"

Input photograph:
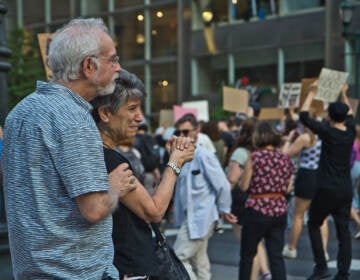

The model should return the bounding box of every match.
[103,147,159,276]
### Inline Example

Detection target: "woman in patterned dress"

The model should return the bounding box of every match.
[239,121,294,280]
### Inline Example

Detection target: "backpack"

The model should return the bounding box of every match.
[135,134,160,172]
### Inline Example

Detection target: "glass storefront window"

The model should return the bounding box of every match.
[23,0,45,25]
[195,55,228,96]
[51,1,71,21]
[115,0,143,9]
[114,10,145,61]
[151,4,177,58]
[151,62,177,113]
[280,0,324,15]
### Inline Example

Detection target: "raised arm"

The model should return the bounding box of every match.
[301,80,318,113]
[341,83,353,116]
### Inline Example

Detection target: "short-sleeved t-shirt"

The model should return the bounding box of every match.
[300,112,355,197]
[103,147,159,276]
[230,147,249,168]
[2,81,117,279]
[245,149,294,217]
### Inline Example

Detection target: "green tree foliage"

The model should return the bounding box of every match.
[7,29,46,109]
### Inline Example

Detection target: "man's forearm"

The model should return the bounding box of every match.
[301,89,316,112]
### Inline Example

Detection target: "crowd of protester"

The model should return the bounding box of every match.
[1,17,360,280]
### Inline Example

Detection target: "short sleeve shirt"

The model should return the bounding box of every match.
[230,147,249,167]
[2,81,118,279]
[245,149,294,217]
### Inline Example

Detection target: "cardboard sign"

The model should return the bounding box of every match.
[37,33,54,81]
[159,109,174,126]
[299,78,325,116]
[278,83,302,108]
[315,68,349,102]
[182,100,209,122]
[223,86,249,113]
[173,105,198,123]
[258,108,284,120]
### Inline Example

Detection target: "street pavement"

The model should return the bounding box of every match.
[1,218,360,279]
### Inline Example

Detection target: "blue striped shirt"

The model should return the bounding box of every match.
[3,81,118,279]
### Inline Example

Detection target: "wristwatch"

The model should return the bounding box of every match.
[167,161,181,176]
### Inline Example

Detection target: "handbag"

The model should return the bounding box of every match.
[151,223,190,280]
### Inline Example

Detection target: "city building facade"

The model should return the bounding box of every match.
[3,0,360,121]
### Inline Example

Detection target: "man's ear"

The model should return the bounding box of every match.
[98,106,111,123]
[82,56,97,78]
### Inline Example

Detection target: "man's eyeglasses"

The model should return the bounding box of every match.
[90,55,120,67]
[173,128,196,137]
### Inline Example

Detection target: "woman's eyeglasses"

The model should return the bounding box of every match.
[173,129,195,137]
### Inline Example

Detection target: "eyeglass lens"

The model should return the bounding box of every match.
[174,129,190,136]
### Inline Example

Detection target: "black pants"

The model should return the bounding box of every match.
[308,188,352,278]
[239,208,287,280]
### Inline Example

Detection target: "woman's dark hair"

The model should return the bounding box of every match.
[201,121,221,141]
[224,117,258,166]
[175,113,198,129]
[253,121,282,149]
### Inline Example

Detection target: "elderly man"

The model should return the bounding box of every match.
[172,113,236,280]
[2,18,135,279]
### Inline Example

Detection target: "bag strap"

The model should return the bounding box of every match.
[151,223,166,246]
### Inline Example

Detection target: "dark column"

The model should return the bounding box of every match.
[324,0,343,70]
[177,0,191,103]
[0,1,11,125]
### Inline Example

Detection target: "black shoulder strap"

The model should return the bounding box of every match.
[151,223,166,246]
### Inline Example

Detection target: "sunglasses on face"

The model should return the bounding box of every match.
[173,128,195,137]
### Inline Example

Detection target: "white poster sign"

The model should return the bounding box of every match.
[182,100,209,122]
[278,83,302,108]
[315,68,349,102]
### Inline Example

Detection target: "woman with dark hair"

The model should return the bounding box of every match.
[226,118,271,280]
[239,121,294,280]
[91,70,195,279]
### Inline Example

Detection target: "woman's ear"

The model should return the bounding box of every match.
[98,106,111,123]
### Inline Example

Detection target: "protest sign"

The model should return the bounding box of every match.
[278,83,302,108]
[37,33,54,81]
[182,100,209,122]
[223,86,249,113]
[299,78,325,115]
[159,109,174,126]
[258,108,283,120]
[315,68,348,102]
[173,105,198,122]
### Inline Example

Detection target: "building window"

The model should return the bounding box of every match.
[151,62,177,112]
[151,4,177,58]
[115,9,145,61]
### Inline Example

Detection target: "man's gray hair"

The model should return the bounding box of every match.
[48,18,109,83]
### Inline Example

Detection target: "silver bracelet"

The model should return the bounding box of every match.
[167,161,181,176]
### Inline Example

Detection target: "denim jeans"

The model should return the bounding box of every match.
[239,208,287,280]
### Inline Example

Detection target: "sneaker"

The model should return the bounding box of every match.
[325,251,330,262]
[282,244,297,259]
[354,230,360,239]
[307,266,330,280]
[261,272,272,280]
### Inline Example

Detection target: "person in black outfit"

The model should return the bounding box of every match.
[91,70,195,279]
[300,81,355,280]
